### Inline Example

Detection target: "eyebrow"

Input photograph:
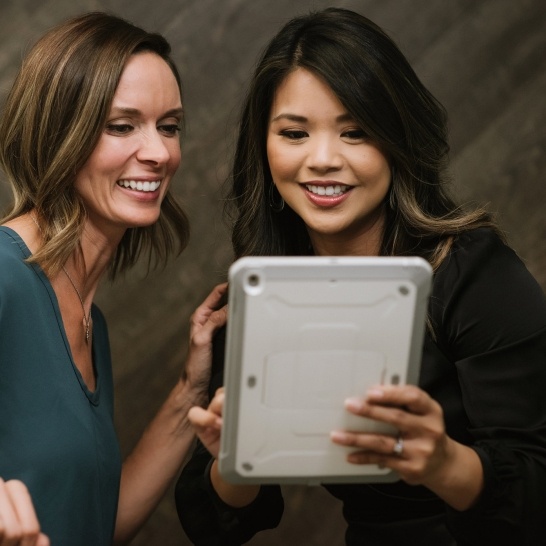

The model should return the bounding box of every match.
[270,112,354,123]
[109,106,184,118]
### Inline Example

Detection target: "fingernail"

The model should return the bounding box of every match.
[330,431,348,442]
[366,388,384,399]
[345,397,363,411]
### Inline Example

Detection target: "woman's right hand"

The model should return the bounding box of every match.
[188,387,225,459]
[0,479,50,546]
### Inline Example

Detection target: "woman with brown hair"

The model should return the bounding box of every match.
[0,12,226,546]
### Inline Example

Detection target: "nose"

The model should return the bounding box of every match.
[306,134,343,172]
[136,129,171,165]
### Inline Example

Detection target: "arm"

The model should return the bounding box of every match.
[331,384,485,511]
[113,283,228,544]
[445,330,546,545]
[188,388,261,507]
[435,231,546,544]
[175,438,283,546]
[175,333,284,545]
[333,230,546,544]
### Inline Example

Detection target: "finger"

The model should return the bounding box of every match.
[0,478,21,544]
[208,390,225,416]
[345,386,440,427]
[188,406,222,431]
[202,282,229,307]
[331,430,402,456]
[0,479,45,546]
[37,535,50,546]
[202,306,228,331]
[7,480,44,546]
[192,283,228,322]
[190,306,228,346]
[346,449,402,468]
[341,398,413,434]
[330,432,408,465]
[365,385,435,415]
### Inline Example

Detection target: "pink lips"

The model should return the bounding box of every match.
[117,182,162,202]
[302,182,352,207]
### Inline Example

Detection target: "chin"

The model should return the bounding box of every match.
[126,210,162,227]
[134,218,161,228]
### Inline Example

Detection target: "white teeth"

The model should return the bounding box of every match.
[118,180,161,192]
[305,184,349,196]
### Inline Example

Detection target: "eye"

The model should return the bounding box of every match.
[106,123,134,135]
[341,128,368,141]
[280,129,308,140]
[158,124,181,137]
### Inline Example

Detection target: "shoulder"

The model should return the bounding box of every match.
[0,228,35,292]
[441,228,514,275]
[0,227,26,256]
[430,228,546,358]
[436,228,543,299]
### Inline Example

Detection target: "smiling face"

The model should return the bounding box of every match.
[266,68,392,256]
[74,51,183,241]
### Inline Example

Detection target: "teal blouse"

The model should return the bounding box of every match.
[0,227,121,545]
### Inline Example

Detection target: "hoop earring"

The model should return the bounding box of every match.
[269,184,285,212]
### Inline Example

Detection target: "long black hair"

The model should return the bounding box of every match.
[227,7,499,269]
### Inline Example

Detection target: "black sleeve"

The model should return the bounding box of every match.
[431,230,546,545]
[175,326,284,545]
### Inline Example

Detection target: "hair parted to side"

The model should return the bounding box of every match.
[0,11,189,278]
[227,7,500,270]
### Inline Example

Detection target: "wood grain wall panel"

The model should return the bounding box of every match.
[0,1,544,544]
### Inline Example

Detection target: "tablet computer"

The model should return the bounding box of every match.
[218,256,432,485]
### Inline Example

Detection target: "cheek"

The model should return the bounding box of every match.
[267,143,298,182]
[354,149,392,185]
[169,142,182,169]
[90,137,130,168]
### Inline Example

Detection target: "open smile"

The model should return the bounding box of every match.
[117,179,162,192]
[304,183,351,196]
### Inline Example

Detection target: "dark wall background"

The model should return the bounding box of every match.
[1,1,545,544]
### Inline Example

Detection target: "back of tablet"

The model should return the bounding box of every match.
[219,256,432,485]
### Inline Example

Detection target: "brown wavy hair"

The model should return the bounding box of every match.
[0,12,189,278]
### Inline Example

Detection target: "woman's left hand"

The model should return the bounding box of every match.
[182,282,228,395]
[330,385,457,489]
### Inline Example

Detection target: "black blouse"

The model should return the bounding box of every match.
[175,229,546,546]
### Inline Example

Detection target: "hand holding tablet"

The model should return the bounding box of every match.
[219,256,432,485]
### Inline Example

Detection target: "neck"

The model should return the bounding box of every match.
[310,209,386,257]
[27,210,114,307]
[26,210,105,346]
[65,236,120,319]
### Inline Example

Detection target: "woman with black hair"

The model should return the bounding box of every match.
[176,8,546,545]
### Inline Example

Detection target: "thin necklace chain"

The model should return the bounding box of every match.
[61,264,92,344]
[30,213,92,344]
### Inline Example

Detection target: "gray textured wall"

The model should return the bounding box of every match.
[1,1,545,544]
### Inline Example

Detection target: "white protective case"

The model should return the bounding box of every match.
[219,256,432,485]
